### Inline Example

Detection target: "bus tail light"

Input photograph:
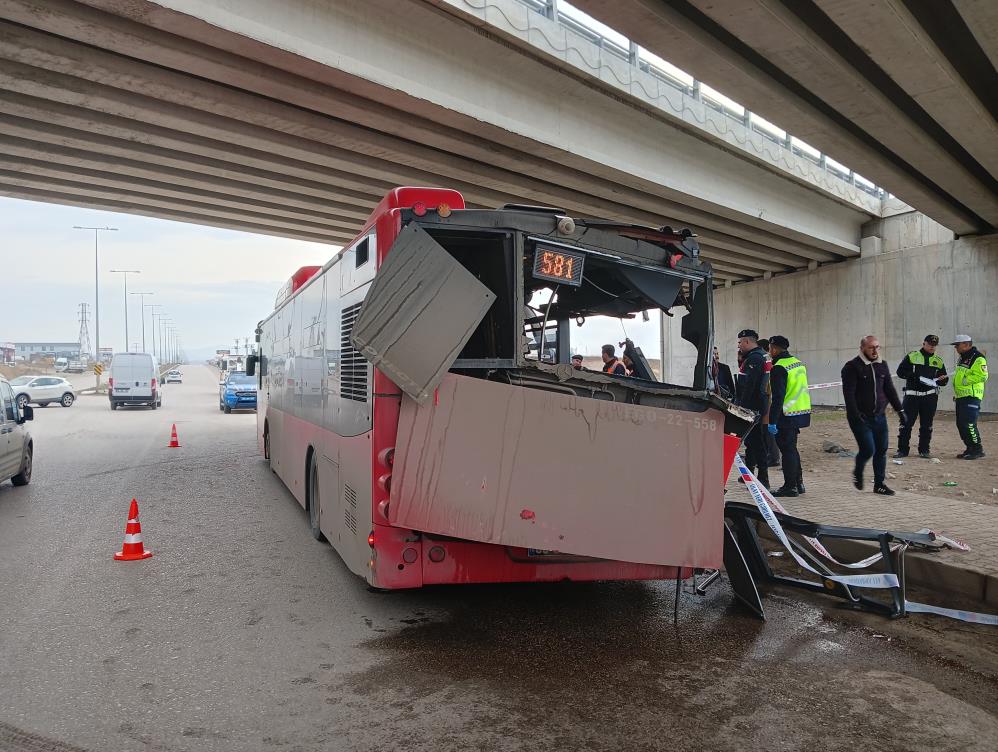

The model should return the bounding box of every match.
[377,499,390,520]
[368,531,376,547]
[412,201,427,216]
[428,546,446,563]
[437,203,452,217]
[108,377,113,387]
[378,447,394,467]
[151,378,157,389]
[377,473,392,493]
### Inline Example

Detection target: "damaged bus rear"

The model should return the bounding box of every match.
[252,187,752,589]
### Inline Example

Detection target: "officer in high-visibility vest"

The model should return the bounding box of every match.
[894,334,948,459]
[767,335,811,497]
[950,334,989,459]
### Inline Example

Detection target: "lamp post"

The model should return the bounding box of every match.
[130,292,154,352]
[109,269,140,354]
[160,318,173,364]
[147,305,162,359]
[73,225,117,388]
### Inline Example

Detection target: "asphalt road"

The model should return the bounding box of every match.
[1,365,996,752]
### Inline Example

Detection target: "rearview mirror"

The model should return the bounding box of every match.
[19,405,34,422]
[246,354,257,377]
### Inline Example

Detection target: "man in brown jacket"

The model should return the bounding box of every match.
[841,335,906,496]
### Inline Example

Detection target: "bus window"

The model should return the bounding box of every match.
[350,223,496,404]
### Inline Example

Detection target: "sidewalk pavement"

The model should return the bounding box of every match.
[726,469,998,607]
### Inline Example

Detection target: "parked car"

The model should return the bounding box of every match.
[109,352,161,410]
[165,369,183,384]
[0,376,34,486]
[219,371,257,413]
[10,375,77,408]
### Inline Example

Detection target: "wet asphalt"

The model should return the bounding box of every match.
[0,365,996,752]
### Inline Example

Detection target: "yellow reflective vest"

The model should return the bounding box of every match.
[780,356,812,417]
[954,349,989,400]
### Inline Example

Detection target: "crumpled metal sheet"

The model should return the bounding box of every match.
[350,223,495,404]
[390,373,725,568]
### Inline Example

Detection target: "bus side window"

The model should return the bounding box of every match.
[356,238,369,268]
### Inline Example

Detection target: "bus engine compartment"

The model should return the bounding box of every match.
[350,203,753,569]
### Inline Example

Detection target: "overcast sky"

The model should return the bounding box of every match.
[3,197,330,360]
[3,197,665,362]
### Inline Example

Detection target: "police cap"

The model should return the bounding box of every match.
[923,334,939,345]
[737,329,759,340]
[769,335,790,349]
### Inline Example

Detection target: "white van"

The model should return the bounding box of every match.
[109,352,162,410]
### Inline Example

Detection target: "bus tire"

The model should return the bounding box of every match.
[307,453,327,542]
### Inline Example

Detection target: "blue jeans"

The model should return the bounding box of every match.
[849,414,889,486]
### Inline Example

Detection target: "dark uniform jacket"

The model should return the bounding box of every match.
[735,346,769,413]
[896,348,948,393]
[842,356,903,419]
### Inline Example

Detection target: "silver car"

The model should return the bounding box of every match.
[9,375,77,409]
[0,376,34,486]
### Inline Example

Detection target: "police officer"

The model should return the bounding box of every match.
[735,329,770,488]
[894,334,948,458]
[951,334,989,459]
[767,335,810,497]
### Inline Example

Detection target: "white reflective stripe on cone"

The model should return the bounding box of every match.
[127,518,139,524]
[123,534,143,544]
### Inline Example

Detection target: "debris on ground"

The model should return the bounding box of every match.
[892,459,904,465]
[821,440,856,458]
[887,472,897,479]
[931,458,942,464]
[942,481,958,487]
[907,481,935,492]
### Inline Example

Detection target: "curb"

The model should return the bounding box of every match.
[754,523,997,607]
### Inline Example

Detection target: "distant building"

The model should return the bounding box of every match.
[1,342,14,364]
[14,342,81,360]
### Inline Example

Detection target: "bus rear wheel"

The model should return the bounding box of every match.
[308,456,327,543]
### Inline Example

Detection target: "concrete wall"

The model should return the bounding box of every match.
[665,213,998,411]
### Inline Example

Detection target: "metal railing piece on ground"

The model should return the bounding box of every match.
[723,500,934,619]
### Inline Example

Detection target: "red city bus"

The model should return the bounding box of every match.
[250,187,751,589]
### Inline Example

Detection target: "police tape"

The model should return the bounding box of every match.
[733,453,998,625]
[733,454,900,589]
[903,600,998,625]
[807,381,842,390]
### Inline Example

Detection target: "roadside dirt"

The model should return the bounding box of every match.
[801,408,998,507]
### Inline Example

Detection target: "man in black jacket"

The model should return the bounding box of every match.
[841,335,905,496]
[895,334,948,458]
[735,329,770,488]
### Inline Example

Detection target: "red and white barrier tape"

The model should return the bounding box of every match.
[733,453,998,625]
[734,454,899,589]
[807,381,842,390]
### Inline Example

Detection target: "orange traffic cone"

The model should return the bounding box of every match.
[114,498,153,561]
[167,423,181,448]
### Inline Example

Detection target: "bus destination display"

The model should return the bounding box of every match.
[532,246,585,287]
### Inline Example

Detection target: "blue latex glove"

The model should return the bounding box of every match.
[767,423,778,436]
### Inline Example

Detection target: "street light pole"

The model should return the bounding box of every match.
[131,292,154,352]
[148,307,162,360]
[109,269,140,353]
[74,225,117,388]
[161,318,173,364]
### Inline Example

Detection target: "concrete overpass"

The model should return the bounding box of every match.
[0,0,879,282]
[572,0,998,236]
